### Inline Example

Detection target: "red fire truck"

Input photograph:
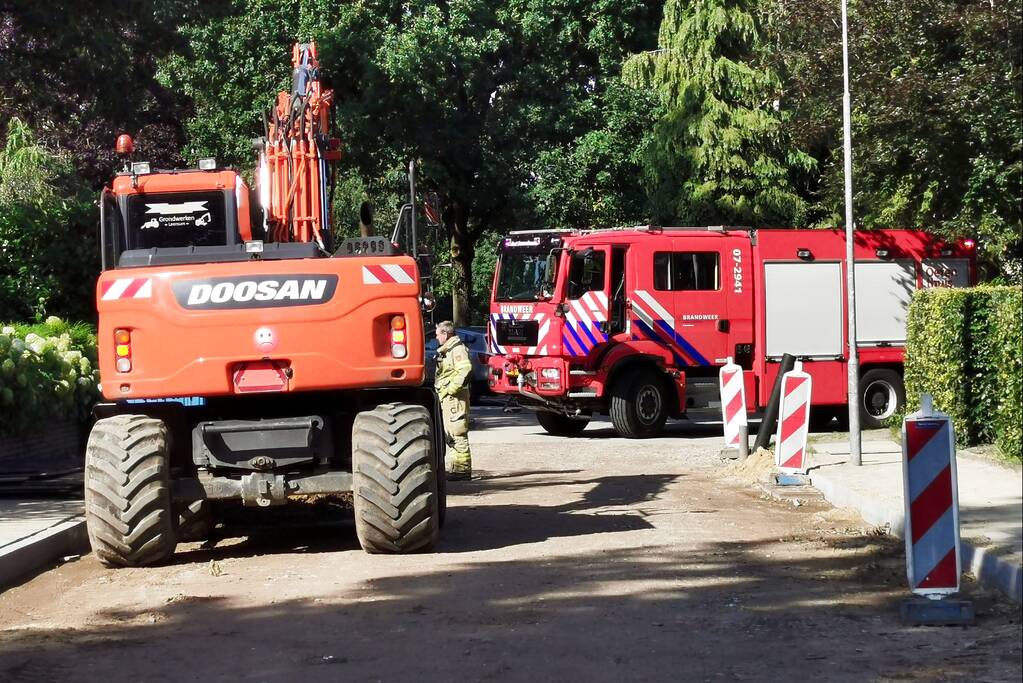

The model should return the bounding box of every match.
[486,226,974,438]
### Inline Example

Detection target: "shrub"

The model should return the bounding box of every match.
[0,317,100,436]
[903,288,972,441]
[903,285,1022,460]
[0,117,99,323]
[985,288,1022,459]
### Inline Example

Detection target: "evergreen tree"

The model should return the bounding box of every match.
[624,0,813,226]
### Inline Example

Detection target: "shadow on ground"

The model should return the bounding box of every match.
[166,471,678,562]
[1,531,1019,682]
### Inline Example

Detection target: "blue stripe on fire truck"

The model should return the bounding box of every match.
[653,320,711,366]
[633,320,689,367]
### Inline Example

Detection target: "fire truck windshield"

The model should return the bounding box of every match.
[495,251,558,301]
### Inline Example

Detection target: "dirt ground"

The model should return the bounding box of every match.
[0,407,1020,682]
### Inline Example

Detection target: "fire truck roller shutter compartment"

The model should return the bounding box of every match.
[764,261,844,358]
[854,261,916,345]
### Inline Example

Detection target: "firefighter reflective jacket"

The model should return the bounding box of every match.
[435,336,473,398]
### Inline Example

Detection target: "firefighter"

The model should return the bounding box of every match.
[434,320,473,480]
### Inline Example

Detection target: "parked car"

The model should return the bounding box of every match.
[425,326,491,402]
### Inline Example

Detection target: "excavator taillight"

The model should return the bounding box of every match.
[114,329,132,372]
[390,316,407,358]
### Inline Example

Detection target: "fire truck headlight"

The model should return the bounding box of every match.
[540,368,561,380]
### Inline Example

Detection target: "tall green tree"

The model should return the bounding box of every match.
[528,80,661,229]
[624,0,813,226]
[164,0,662,323]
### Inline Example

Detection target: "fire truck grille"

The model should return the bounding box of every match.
[495,319,539,347]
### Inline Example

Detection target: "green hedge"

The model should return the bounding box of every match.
[904,286,1022,460]
[0,317,101,436]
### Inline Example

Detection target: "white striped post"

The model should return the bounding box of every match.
[902,393,961,596]
[775,361,812,474]
[719,358,748,453]
[899,393,974,625]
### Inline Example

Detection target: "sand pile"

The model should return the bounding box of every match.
[718,447,776,485]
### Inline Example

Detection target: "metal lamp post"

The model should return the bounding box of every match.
[841,0,862,467]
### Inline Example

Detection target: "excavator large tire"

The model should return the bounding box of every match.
[84,415,176,567]
[352,403,440,554]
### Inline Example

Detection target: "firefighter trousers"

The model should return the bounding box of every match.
[441,389,471,474]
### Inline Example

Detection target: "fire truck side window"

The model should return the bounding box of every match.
[566,250,606,299]
[654,252,720,291]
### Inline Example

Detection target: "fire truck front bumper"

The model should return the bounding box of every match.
[488,355,570,398]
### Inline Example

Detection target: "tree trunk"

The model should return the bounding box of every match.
[449,201,474,326]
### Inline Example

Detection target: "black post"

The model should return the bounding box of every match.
[755,353,796,452]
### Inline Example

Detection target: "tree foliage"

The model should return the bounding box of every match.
[0,119,98,321]
[163,0,662,323]
[528,80,661,229]
[623,0,814,226]
[2,0,1020,328]
[768,0,1022,277]
[0,1,207,187]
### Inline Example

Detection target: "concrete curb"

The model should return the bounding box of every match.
[0,517,89,590]
[808,468,1022,604]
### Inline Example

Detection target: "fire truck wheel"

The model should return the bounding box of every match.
[84,415,176,567]
[175,499,215,543]
[859,369,905,429]
[610,369,669,438]
[536,410,591,436]
[352,403,440,554]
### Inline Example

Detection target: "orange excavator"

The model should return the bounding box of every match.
[87,43,444,566]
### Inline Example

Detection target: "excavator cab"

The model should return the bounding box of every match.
[100,158,254,270]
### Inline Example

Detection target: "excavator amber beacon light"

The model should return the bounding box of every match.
[115,134,135,155]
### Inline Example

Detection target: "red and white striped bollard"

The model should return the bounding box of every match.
[899,393,973,625]
[719,358,747,454]
[775,361,812,474]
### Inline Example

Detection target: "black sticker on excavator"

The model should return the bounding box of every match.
[172,275,338,310]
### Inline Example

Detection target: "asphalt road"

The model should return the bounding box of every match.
[0,406,1020,682]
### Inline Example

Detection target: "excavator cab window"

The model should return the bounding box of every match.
[99,189,123,270]
[101,188,240,269]
[123,190,231,250]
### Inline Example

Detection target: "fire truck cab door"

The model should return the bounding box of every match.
[651,237,730,368]
[561,246,611,358]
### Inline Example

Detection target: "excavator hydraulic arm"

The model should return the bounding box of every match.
[258,42,342,247]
